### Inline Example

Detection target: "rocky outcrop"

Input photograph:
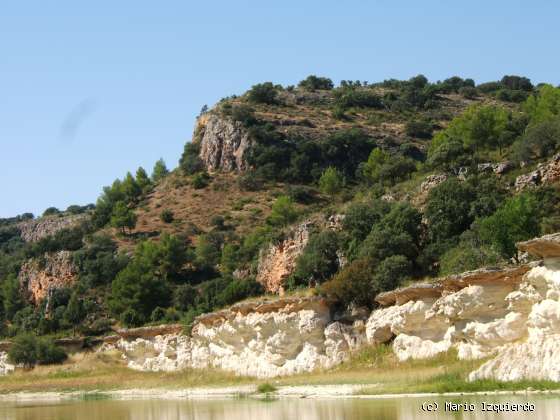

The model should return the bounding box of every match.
[18,251,78,305]
[0,352,15,376]
[256,221,314,293]
[103,297,365,378]
[18,214,88,242]
[413,174,448,207]
[515,153,560,191]
[195,113,251,172]
[366,232,560,382]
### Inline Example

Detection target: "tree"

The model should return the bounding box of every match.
[42,207,60,217]
[372,255,411,292]
[523,84,560,125]
[195,232,224,269]
[135,167,151,191]
[63,292,85,329]
[2,274,25,320]
[320,258,375,307]
[342,200,391,243]
[479,194,540,262]
[247,82,277,104]
[358,228,417,265]
[318,167,344,195]
[152,158,169,182]
[110,201,137,234]
[501,75,533,91]
[121,172,141,202]
[363,148,389,182]
[293,230,340,286]
[8,334,66,368]
[109,258,171,326]
[298,75,334,91]
[513,118,560,161]
[179,143,203,175]
[440,230,503,275]
[424,178,476,244]
[267,196,298,226]
[174,284,197,311]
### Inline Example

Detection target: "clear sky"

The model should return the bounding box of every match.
[1,1,559,217]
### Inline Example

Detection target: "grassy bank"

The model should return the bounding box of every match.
[1,345,559,395]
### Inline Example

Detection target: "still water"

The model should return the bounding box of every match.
[0,395,558,420]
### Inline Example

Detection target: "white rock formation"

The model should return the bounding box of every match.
[107,298,364,378]
[96,233,560,382]
[0,352,15,376]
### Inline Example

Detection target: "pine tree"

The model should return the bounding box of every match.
[110,201,137,235]
[152,158,169,182]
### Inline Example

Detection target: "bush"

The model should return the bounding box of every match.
[160,209,174,223]
[479,193,540,262]
[334,88,383,109]
[267,196,298,227]
[440,230,503,275]
[192,172,211,189]
[318,167,344,195]
[8,334,66,368]
[286,185,316,204]
[293,230,340,286]
[298,75,334,91]
[217,279,263,307]
[405,119,433,139]
[459,86,478,99]
[342,200,391,243]
[180,142,204,175]
[371,255,411,291]
[320,258,375,307]
[173,284,197,312]
[42,207,61,217]
[513,118,560,162]
[230,104,257,127]
[247,82,278,104]
[238,172,263,191]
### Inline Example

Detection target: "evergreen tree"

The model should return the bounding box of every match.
[135,167,151,191]
[110,201,137,234]
[152,158,169,182]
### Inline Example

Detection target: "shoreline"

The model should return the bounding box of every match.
[2,385,560,403]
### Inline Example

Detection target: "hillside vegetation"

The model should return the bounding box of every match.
[1,73,560,342]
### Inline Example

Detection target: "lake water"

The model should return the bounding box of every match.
[0,394,558,420]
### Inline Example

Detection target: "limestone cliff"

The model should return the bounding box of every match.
[195,113,251,172]
[256,220,314,293]
[103,297,365,378]
[18,214,88,242]
[18,251,78,305]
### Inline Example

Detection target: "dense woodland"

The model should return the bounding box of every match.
[2,74,560,348]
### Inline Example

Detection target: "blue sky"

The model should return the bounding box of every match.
[1,1,559,217]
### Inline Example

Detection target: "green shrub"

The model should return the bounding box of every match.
[257,383,277,393]
[293,230,340,286]
[230,104,257,127]
[160,209,174,223]
[459,86,478,99]
[247,82,278,104]
[42,207,61,217]
[180,143,204,175]
[8,334,67,368]
[267,196,297,226]
[192,172,210,189]
[238,172,263,191]
[298,75,334,91]
[318,167,344,195]
[320,258,375,307]
[173,284,197,311]
[405,119,433,139]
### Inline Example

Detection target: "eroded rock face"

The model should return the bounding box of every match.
[104,297,363,378]
[18,251,78,305]
[256,221,314,293]
[0,352,15,376]
[366,232,560,382]
[195,113,251,172]
[515,153,560,191]
[18,214,88,242]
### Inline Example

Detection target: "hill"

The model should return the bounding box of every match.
[1,73,560,340]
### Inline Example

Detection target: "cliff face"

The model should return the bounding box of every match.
[515,153,560,191]
[195,114,252,172]
[18,251,78,305]
[18,214,88,242]
[102,297,365,378]
[256,221,314,294]
[367,233,560,382]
